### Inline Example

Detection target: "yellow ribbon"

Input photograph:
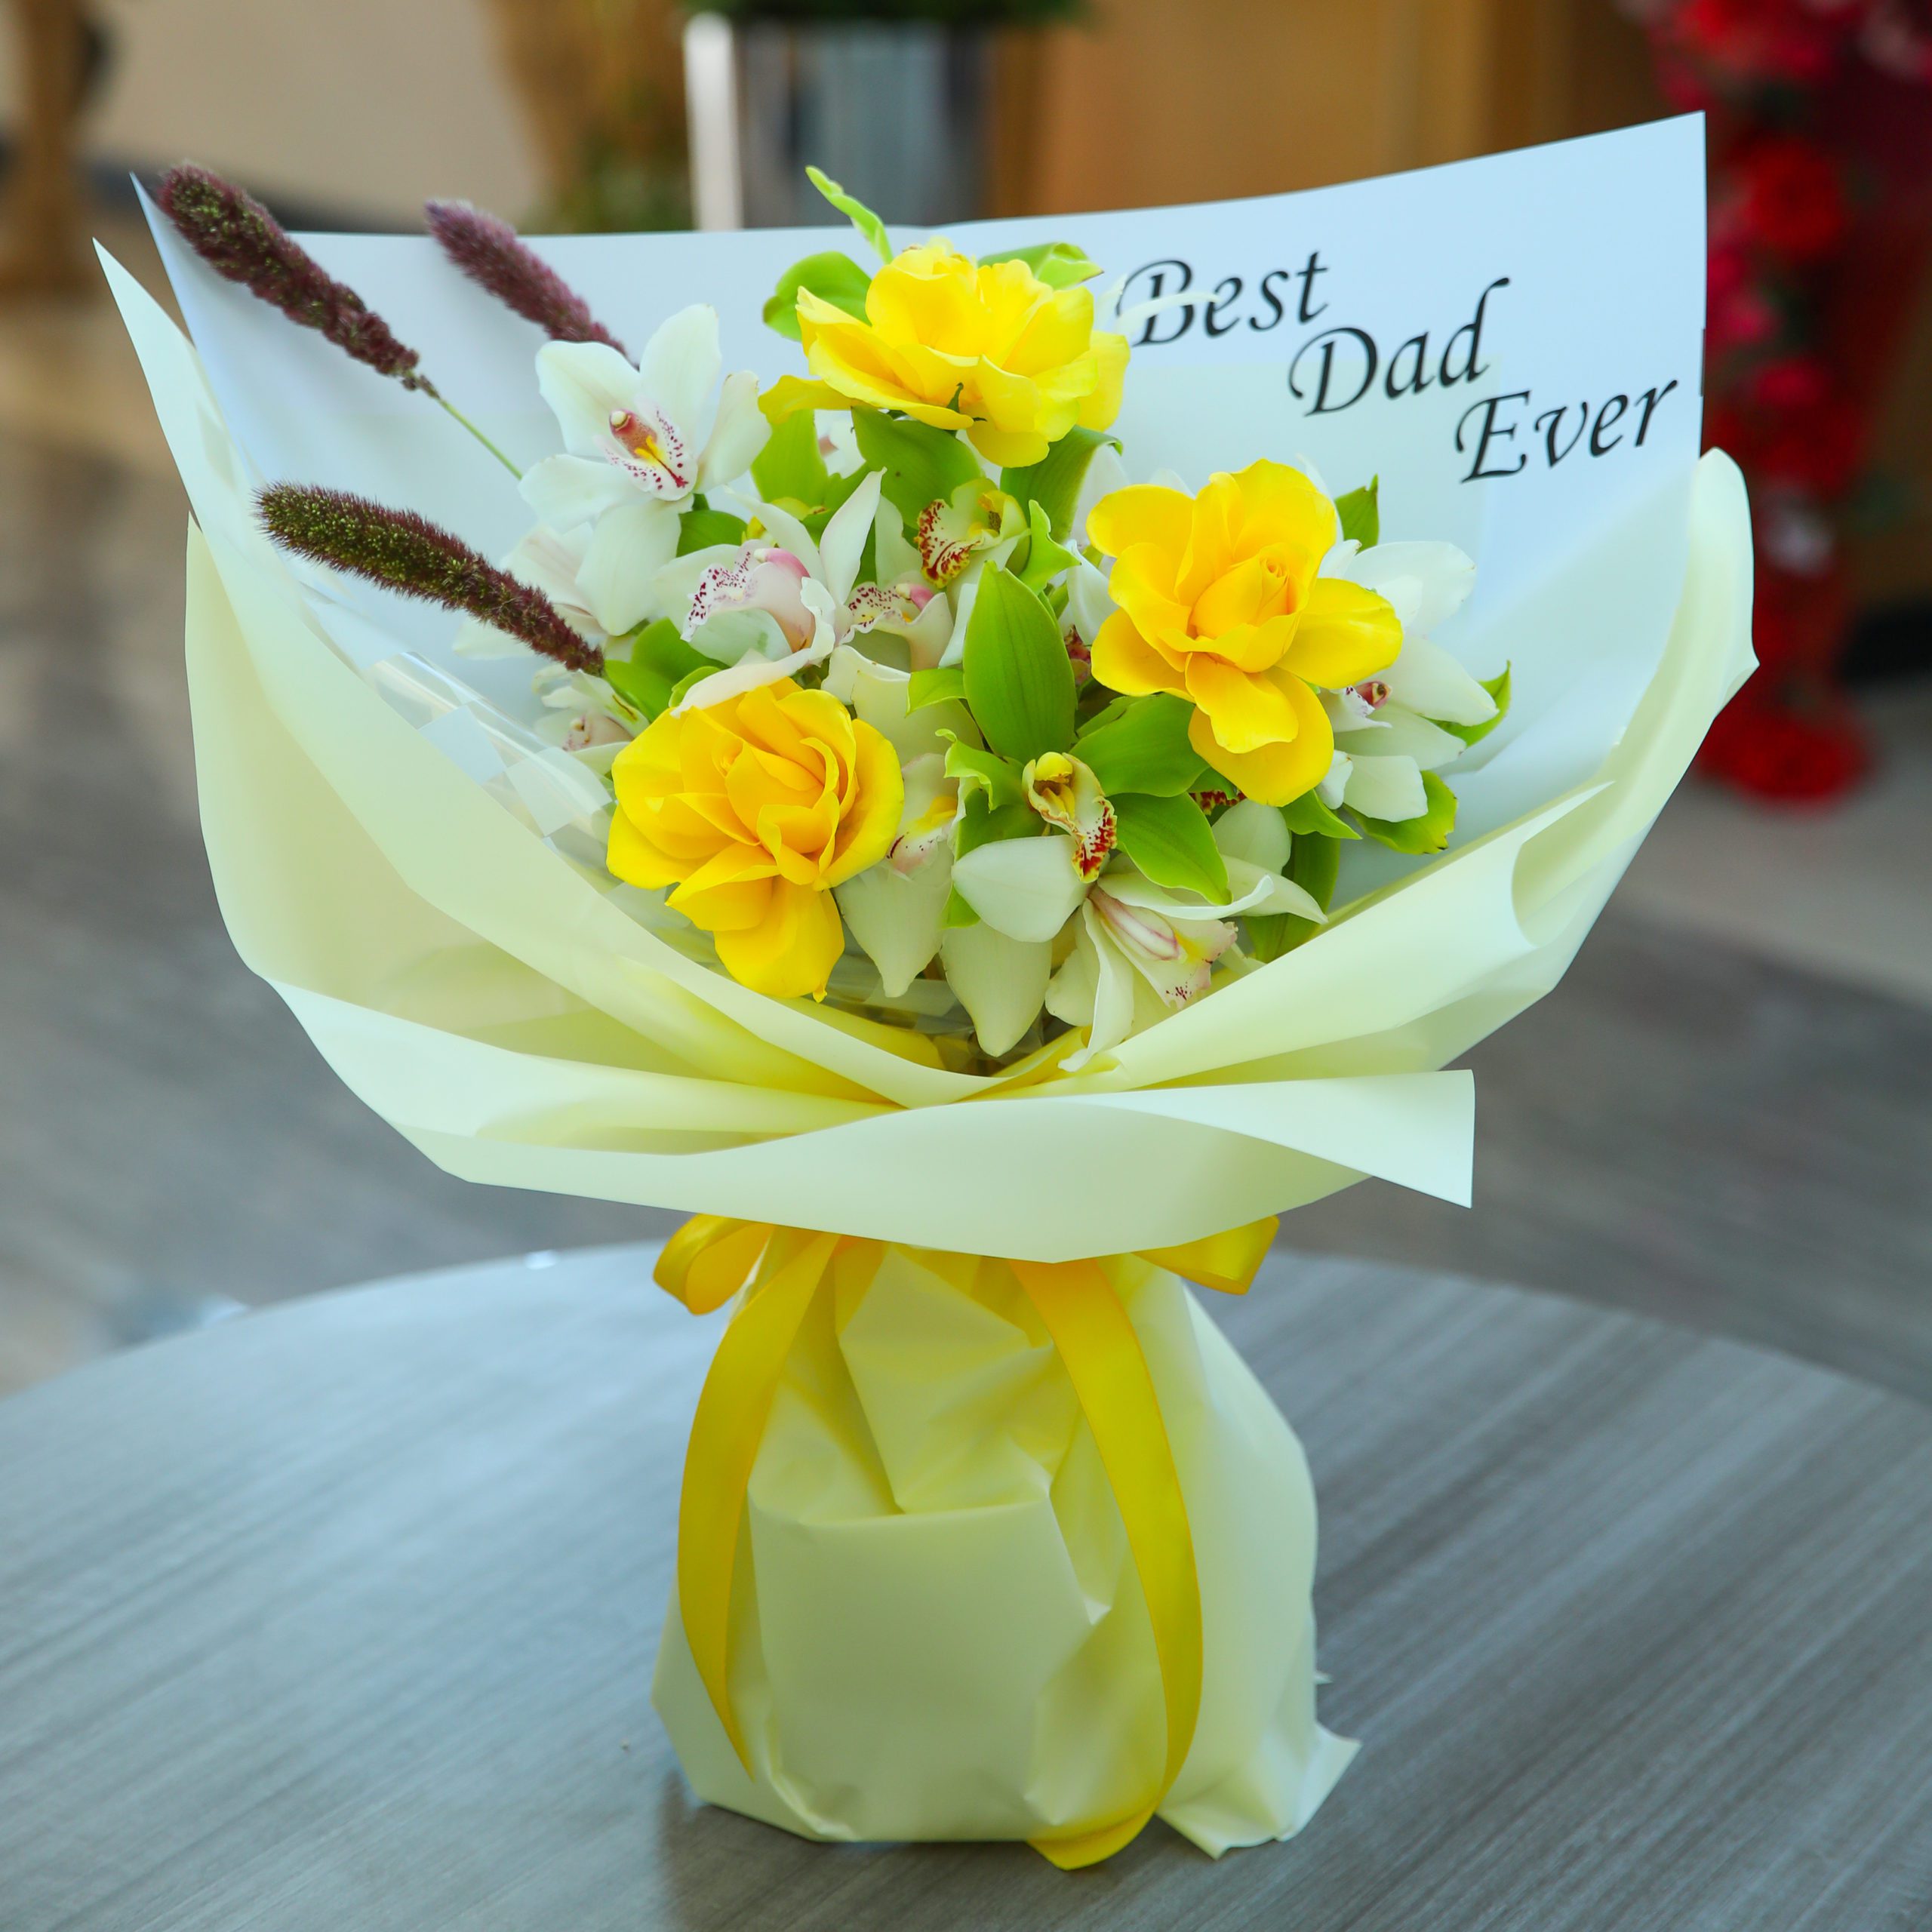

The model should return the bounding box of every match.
[654,1213,1277,1869]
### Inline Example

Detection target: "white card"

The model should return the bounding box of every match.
[137,115,1706,851]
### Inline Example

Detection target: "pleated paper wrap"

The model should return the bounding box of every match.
[652,1243,1355,1857]
[106,244,1753,1861]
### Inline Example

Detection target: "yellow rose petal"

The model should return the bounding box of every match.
[1183,652,1303,752]
[1091,611,1187,699]
[1281,579,1404,688]
[713,878,848,1001]
[1087,485,1193,561]
[1188,681,1334,807]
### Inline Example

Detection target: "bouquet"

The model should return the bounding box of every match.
[109,125,1750,1866]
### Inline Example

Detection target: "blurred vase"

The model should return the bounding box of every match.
[684,13,995,230]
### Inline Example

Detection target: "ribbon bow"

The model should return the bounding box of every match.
[654,1212,1277,1869]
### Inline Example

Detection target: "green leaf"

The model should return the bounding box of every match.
[602,617,709,719]
[1000,426,1117,541]
[1075,692,1203,797]
[752,409,830,506]
[961,565,1075,764]
[1015,500,1078,592]
[943,887,980,929]
[1352,770,1458,854]
[1277,788,1359,840]
[909,665,968,712]
[1439,665,1512,748]
[977,241,1102,288]
[762,251,871,341]
[676,499,747,554]
[1244,912,1315,963]
[851,407,984,531]
[1334,475,1379,549]
[1289,829,1342,909]
[806,166,892,263]
[954,790,1040,857]
[943,737,1024,811]
[1112,792,1229,900]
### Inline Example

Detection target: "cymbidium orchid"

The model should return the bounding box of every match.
[661,473,950,708]
[518,306,769,633]
[1315,540,1494,821]
[918,481,1028,586]
[1043,844,1326,1069]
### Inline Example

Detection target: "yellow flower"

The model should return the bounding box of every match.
[764,242,1128,469]
[608,679,903,999]
[1087,461,1402,805]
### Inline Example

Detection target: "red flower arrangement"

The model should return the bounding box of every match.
[1623,0,1932,802]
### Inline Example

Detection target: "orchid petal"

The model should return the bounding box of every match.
[950,833,1088,942]
[1381,632,1497,726]
[1100,857,1321,921]
[652,543,746,629]
[937,567,979,668]
[1318,750,1351,808]
[873,497,920,586]
[820,468,884,605]
[637,303,722,442]
[674,629,835,712]
[902,589,954,670]
[519,453,641,530]
[1211,797,1291,872]
[940,921,1051,1057]
[1327,540,1476,636]
[837,844,952,995]
[721,489,825,582]
[1341,752,1428,821]
[452,617,525,659]
[535,340,642,454]
[1048,905,1137,1068]
[1334,703,1468,769]
[576,497,680,634]
[699,370,770,488]
[685,605,792,666]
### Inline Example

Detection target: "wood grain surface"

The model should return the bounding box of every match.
[3,1244,1929,1930]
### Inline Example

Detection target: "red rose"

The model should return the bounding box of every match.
[1699,688,1868,801]
[1706,244,1780,354]
[1755,392,1863,494]
[1675,0,1850,85]
[1735,137,1849,261]
[1747,354,1833,413]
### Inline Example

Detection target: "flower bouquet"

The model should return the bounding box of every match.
[106,120,1749,1866]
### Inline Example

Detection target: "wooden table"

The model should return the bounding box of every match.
[3,1245,1929,1930]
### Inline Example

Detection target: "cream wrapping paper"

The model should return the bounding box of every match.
[110,233,1753,1257]
[103,160,1751,1856]
[652,1249,1355,1855]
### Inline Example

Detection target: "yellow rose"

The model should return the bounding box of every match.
[1087,461,1402,806]
[767,242,1128,469]
[608,679,903,1000]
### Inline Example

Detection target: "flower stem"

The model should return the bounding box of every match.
[427,388,522,479]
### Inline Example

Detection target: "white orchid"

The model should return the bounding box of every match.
[937,801,1323,1061]
[1315,538,1495,823]
[454,521,605,660]
[517,305,769,634]
[835,752,961,997]
[1042,843,1324,1069]
[655,477,955,711]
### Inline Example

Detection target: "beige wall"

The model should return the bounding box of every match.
[2,0,545,222]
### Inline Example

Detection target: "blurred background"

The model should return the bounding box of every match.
[1,0,1929,1398]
